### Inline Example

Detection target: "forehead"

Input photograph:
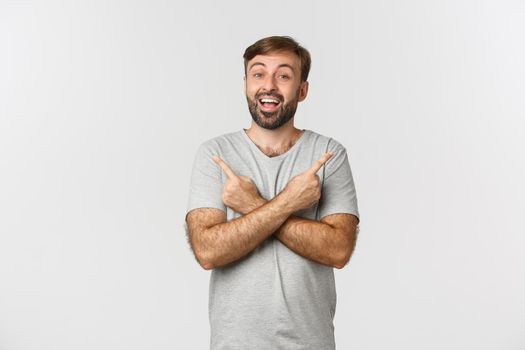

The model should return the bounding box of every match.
[247,52,300,71]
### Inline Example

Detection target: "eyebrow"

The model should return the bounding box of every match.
[248,62,296,72]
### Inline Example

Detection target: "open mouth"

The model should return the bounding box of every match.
[258,97,282,113]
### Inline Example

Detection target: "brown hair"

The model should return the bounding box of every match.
[243,36,311,82]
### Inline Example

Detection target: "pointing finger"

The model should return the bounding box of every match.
[307,152,334,175]
[212,155,237,179]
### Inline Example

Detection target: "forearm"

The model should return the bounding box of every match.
[250,199,346,268]
[201,193,293,269]
[274,215,346,268]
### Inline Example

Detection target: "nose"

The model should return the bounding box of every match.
[261,75,278,92]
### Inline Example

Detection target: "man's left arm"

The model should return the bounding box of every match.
[245,145,360,269]
[247,201,358,269]
[275,213,358,269]
[276,145,360,268]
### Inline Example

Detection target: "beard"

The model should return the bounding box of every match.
[246,89,300,130]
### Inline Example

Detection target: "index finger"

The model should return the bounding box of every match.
[212,155,237,179]
[307,152,335,175]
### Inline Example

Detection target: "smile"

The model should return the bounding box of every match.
[258,97,282,112]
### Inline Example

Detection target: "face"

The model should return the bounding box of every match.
[244,52,309,130]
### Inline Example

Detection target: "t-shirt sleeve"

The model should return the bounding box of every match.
[317,143,360,224]
[185,142,226,218]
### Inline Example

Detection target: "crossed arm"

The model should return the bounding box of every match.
[243,196,359,268]
[185,153,359,270]
[260,199,358,269]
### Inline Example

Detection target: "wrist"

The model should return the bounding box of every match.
[247,197,268,213]
[273,189,296,215]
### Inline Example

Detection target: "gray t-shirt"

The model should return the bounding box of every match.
[185,128,360,350]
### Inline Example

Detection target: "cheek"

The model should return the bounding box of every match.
[283,89,297,102]
[245,84,259,96]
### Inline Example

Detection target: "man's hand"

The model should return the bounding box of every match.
[280,152,334,213]
[212,155,266,215]
[213,152,334,215]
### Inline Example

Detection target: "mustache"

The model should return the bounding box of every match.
[255,92,284,102]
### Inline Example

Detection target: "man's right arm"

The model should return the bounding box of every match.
[185,191,294,270]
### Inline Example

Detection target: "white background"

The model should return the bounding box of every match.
[1,0,524,349]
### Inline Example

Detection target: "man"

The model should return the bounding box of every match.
[184,36,360,349]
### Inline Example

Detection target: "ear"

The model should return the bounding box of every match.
[298,80,309,102]
[243,75,247,94]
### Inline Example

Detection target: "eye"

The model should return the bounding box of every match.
[278,74,290,80]
[253,72,263,78]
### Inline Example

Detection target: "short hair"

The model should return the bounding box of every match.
[243,36,311,82]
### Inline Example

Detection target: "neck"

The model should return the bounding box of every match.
[244,120,304,157]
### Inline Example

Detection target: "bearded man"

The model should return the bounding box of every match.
[185,35,360,350]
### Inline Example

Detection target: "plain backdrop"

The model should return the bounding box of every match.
[1,0,524,349]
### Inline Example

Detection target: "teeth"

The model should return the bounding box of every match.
[260,99,279,103]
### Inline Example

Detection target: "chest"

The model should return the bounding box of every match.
[222,152,325,221]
